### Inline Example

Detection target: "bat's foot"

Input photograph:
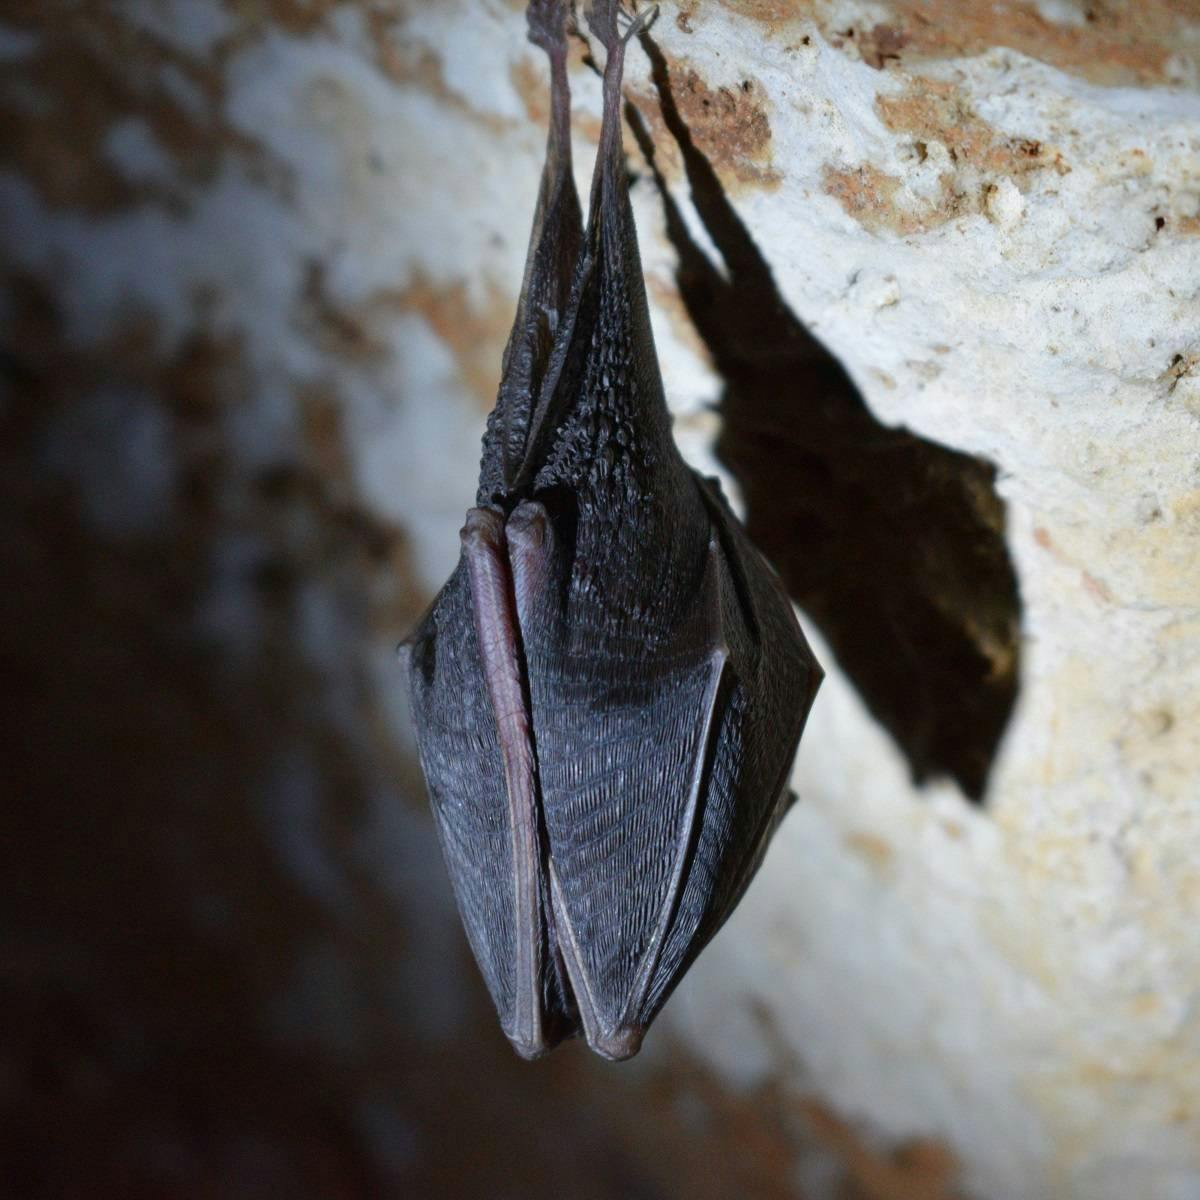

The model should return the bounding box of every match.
[616,3,658,43]
[527,0,570,52]
[589,1,657,50]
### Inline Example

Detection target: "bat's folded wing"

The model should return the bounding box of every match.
[535,633,728,1058]
[404,566,524,1031]
[405,486,821,1061]
[527,510,819,1056]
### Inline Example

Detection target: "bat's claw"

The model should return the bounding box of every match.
[527,0,570,52]
[616,3,658,42]
[589,1,657,51]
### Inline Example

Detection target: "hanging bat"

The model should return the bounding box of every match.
[401,0,822,1060]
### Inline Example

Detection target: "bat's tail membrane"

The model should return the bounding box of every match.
[479,0,584,506]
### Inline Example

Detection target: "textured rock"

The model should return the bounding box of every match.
[626,7,1200,1200]
[2,2,1198,1198]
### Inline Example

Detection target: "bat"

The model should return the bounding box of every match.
[401,0,822,1060]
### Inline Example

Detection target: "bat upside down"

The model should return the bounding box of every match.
[401,0,822,1060]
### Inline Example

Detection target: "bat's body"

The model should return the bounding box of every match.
[403,0,822,1060]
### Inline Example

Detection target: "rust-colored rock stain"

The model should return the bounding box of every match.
[366,8,513,134]
[511,55,552,126]
[287,260,517,411]
[858,23,911,71]
[845,831,896,872]
[878,80,1066,180]
[631,66,780,189]
[719,0,1200,89]
[237,0,341,34]
[297,263,389,362]
[822,162,917,235]
[800,1099,963,1200]
[392,272,515,410]
[824,79,1067,235]
[0,11,256,215]
[721,0,803,24]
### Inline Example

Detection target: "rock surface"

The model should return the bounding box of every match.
[2,2,1198,1198]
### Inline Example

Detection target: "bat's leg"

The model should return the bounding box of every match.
[506,498,585,1040]
[460,507,547,1058]
[510,3,666,496]
[482,0,583,501]
[520,0,578,341]
[588,1,658,171]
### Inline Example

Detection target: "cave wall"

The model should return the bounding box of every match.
[2,2,1199,1198]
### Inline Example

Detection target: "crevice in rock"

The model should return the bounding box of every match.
[630,37,1022,803]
